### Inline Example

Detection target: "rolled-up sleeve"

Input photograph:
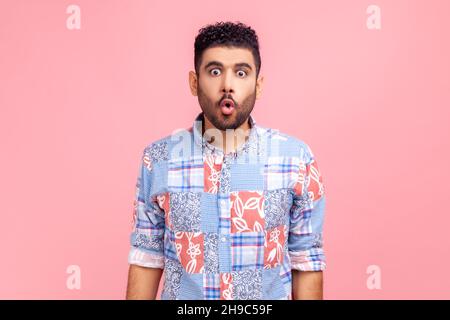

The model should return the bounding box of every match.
[288,144,326,271]
[128,146,166,269]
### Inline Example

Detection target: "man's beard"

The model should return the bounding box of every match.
[197,85,256,131]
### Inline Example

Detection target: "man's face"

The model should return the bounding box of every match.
[190,46,263,131]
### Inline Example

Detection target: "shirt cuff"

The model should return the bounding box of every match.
[128,246,165,269]
[289,248,326,271]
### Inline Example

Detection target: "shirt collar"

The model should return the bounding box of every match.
[193,111,259,157]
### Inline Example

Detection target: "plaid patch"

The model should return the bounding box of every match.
[203,273,220,300]
[231,232,264,271]
[164,229,179,261]
[134,200,165,237]
[289,208,313,235]
[168,156,204,192]
[264,156,300,190]
[289,248,326,271]
[135,216,164,236]
[279,252,292,285]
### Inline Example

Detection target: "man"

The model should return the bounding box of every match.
[126,21,326,300]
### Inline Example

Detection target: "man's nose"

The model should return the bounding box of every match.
[221,69,235,94]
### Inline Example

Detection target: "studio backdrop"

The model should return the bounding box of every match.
[0,0,449,299]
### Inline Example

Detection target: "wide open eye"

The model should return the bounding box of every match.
[210,68,221,76]
[236,70,247,78]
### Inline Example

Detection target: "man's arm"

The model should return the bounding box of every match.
[126,264,163,300]
[292,270,323,300]
[289,144,326,300]
[126,145,166,300]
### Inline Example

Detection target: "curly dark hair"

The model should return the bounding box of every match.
[194,21,261,77]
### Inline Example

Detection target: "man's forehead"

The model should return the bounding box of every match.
[201,46,255,67]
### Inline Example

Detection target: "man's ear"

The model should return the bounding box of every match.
[256,74,264,99]
[189,70,198,96]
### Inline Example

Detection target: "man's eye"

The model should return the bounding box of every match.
[210,68,221,76]
[237,70,247,77]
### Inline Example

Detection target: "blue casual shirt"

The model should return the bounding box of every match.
[128,112,326,300]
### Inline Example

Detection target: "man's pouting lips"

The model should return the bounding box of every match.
[219,94,236,116]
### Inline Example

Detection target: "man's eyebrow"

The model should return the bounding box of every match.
[204,61,223,69]
[235,63,253,70]
[204,61,253,70]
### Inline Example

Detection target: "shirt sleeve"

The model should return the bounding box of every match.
[127,146,166,269]
[288,144,326,271]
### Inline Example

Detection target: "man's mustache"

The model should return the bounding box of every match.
[219,94,237,106]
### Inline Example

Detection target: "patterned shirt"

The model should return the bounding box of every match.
[128,112,326,300]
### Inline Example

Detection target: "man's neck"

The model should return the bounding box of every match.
[202,114,251,155]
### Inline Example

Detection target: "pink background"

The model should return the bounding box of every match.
[1,0,449,299]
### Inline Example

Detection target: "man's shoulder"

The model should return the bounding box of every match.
[141,127,194,162]
[256,124,314,161]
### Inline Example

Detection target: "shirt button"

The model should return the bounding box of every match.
[221,236,227,242]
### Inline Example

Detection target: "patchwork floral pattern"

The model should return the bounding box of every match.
[204,233,219,273]
[204,154,223,193]
[264,225,287,269]
[161,258,183,299]
[132,233,163,252]
[230,191,265,233]
[306,160,325,201]
[231,269,262,300]
[293,160,307,196]
[174,232,204,274]
[264,189,291,229]
[142,141,169,171]
[218,157,231,194]
[294,159,324,201]
[169,192,201,231]
[220,273,233,300]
